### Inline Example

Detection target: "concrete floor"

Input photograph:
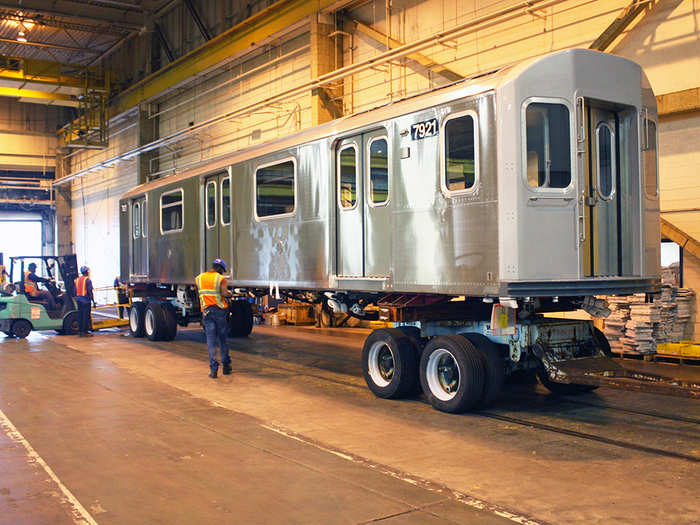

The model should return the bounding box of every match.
[0,325,698,525]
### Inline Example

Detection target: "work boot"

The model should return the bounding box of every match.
[208,369,218,379]
[223,364,232,375]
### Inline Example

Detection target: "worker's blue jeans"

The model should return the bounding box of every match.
[203,307,230,373]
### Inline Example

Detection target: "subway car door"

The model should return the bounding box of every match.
[582,102,621,277]
[203,176,219,267]
[363,130,391,277]
[336,136,364,276]
[219,172,232,274]
[131,197,148,276]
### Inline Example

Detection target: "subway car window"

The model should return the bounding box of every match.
[369,138,388,204]
[256,160,295,217]
[526,102,571,189]
[644,118,658,197]
[132,202,140,238]
[338,145,357,208]
[206,181,217,228]
[445,114,476,192]
[221,178,231,225]
[161,190,184,232]
[141,201,147,237]
[597,123,615,199]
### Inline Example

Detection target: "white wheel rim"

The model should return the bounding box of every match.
[426,348,460,401]
[145,309,154,335]
[129,308,139,331]
[367,340,394,388]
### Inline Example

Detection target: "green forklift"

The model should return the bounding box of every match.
[0,253,80,338]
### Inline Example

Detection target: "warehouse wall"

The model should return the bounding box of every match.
[69,120,138,288]
[0,99,60,173]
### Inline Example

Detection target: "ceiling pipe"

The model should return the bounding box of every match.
[55,0,571,186]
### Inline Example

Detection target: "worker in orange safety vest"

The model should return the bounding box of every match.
[195,258,233,378]
[74,266,95,337]
[25,262,57,310]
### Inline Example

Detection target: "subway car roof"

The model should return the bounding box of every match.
[121,48,640,200]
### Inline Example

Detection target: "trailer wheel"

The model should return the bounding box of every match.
[161,303,178,341]
[463,333,505,408]
[145,303,167,341]
[593,327,612,357]
[362,328,419,399]
[536,367,598,395]
[129,302,146,337]
[420,335,485,413]
[11,319,32,339]
[228,300,253,338]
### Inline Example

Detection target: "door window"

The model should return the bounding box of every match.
[206,180,217,228]
[444,113,477,193]
[643,117,658,197]
[221,178,231,225]
[596,123,615,200]
[141,200,147,238]
[525,102,571,189]
[132,202,140,238]
[368,137,388,205]
[338,145,358,209]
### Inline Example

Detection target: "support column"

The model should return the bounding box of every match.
[55,186,73,256]
[310,13,343,126]
[138,104,158,184]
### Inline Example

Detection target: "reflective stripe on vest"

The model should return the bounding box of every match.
[24,271,38,296]
[75,276,88,297]
[195,271,226,310]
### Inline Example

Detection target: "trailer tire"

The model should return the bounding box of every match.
[145,303,167,341]
[536,367,598,395]
[363,328,419,399]
[11,319,32,339]
[129,302,146,338]
[420,335,485,413]
[593,327,612,357]
[228,300,253,338]
[463,333,505,408]
[161,303,178,341]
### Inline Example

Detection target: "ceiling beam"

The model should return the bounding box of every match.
[0,36,101,54]
[0,9,129,36]
[589,0,652,52]
[345,16,462,84]
[109,0,341,117]
[0,0,144,30]
[660,218,700,262]
[183,0,211,41]
[0,86,77,106]
[657,87,700,117]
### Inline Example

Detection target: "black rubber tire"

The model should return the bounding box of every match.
[161,303,178,341]
[536,367,598,395]
[61,311,79,335]
[228,300,253,338]
[129,302,146,337]
[11,319,32,339]
[593,327,612,357]
[419,334,486,413]
[362,328,419,399]
[3,331,13,337]
[145,303,167,341]
[463,333,505,408]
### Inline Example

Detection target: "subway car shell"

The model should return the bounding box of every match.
[119,49,660,299]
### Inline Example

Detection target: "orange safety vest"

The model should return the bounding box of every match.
[75,276,89,297]
[24,271,38,297]
[195,271,227,311]
[0,265,6,285]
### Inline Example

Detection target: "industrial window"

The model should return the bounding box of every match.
[525,102,571,189]
[132,202,140,239]
[160,189,184,233]
[141,200,147,238]
[221,178,231,225]
[255,159,296,218]
[338,145,357,209]
[643,117,658,197]
[206,180,217,228]
[444,113,477,193]
[596,123,615,200]
[368,137,388,205]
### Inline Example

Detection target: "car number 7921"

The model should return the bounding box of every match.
[410,118,438,140]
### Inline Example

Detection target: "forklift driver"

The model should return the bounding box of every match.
[25,262,57,311]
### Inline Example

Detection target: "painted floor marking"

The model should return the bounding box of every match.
[0,407,98,525]
[261,423,543,525]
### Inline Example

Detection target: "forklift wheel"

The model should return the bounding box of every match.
[62,312,80,335]
[11,319,32,339]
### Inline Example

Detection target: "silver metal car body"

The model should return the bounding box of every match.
[120,49,660,298]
